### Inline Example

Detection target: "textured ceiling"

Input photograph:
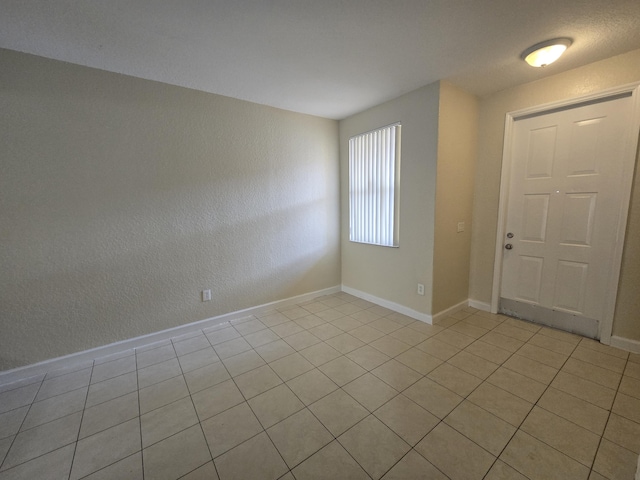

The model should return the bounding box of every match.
[1,0,640,119]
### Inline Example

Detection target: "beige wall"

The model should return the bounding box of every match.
[0,49,340,370]
[614,125,640,340]
[470,48,640,341]
[339,83,440,315]
[432,82,478,314]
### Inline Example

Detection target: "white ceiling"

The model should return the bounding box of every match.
[2,1,640,119]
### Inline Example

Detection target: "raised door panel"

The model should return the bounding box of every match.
[559,193,597,246]
[515,256,544,304]
[526,126,557,179]
[553,261,588,313]
[521,194,550,243]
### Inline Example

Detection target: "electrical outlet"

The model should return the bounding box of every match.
[202,289,212,302]
[417,283,425,296]
[457,222,465,233]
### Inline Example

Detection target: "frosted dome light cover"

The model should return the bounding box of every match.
[522,38,572,67]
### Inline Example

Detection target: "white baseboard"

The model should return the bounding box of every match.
[0,285,341,383]
[468,299,491,312]
[341,285,432,324]
[610,335,640,354]
[432,300,468,324]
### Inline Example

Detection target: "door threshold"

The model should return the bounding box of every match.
[499,298,599,339]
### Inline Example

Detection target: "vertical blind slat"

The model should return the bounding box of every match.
[348,124,400,247]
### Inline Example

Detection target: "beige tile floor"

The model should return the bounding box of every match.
[1,292,639,480]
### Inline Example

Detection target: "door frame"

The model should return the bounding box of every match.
[490,82,640,344]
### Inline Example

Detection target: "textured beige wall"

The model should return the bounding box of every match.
[614,134,640,340]
[339,83,440,315]
[470,48,640,341]
[0,49,340,370]
[432,82,478,314]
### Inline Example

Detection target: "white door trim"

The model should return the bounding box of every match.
[491,82,640,344]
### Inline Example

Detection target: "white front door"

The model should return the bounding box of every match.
[499,93,637,338]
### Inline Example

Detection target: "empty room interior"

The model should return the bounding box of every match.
[1,1,640,479]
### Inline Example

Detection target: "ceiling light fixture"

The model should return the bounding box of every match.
[521,38,572,67]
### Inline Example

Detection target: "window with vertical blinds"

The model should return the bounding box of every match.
[349,123,401,247]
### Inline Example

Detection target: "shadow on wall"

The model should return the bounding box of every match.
[0,49,340,371]
[0,194,338,371]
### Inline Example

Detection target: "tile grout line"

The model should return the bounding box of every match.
[479,323,633,477]
[0,372,47,474]
[476,326,582,480]
[0,374,45,397]
[234,328,326,479]
[409,313,518,479]
[1,365,122,437]
[152,330,212,480]
[425,313,591,479]
[186,326,225,480]
[337,309,500,480]
[0,412,89,474]
[381,448,449,480]
[587,351,631,479]
[1,296,636,480]
[69,359,95,480]
[0,367,97,475]
[135,310,620,478]
[296,312,424,479]
[135,342,145,480]
[209,320,286,475]
[228,305,395,478]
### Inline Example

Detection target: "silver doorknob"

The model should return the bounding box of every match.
[505,244,513,250]
[506,232,514,238]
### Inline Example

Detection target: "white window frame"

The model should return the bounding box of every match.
[348,123,401,247]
